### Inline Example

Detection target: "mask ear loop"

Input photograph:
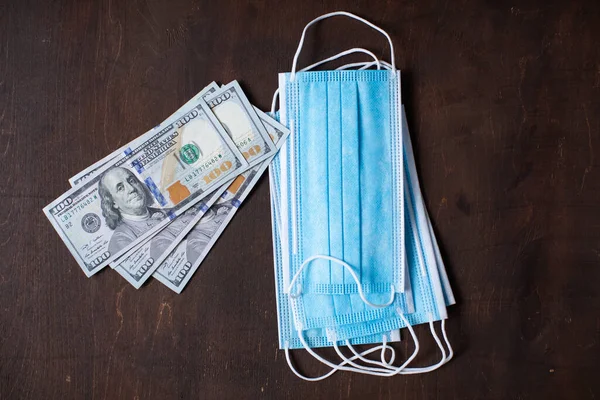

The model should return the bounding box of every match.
[332,343,398,374]
[291,326,418,378]
[340,314,449,375]
[294,312,419,378]
[330,332,399,374]
[440,319,454,363]
[284,338,398,381]
[270,89,280,115]
[378,314,449,374]
[287,254,395,308]
[290,11,396,81]
[379,334,397,365]
[345,337,398,369]
[332,311,421,376]
[302,48,381,72]
[337,60,394,71]
[332,331,401,373]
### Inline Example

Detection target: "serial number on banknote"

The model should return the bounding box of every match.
[188,155,221,173]
[235,137,252,148]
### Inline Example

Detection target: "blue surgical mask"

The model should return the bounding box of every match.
[269,11,454,379]
[270,14,410,344]
[278,68,404,299]
[273,46,408,344]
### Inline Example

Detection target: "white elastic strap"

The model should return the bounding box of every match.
[441,319,454,363]
[338,312,421,376]
[331,332,399,374]
[380,334,395,366]
[393,315,449,374]
[342,334,398,370]
[290,11,395,80]
[344,335,399,371]
[294,312,419,378]
[288,254,395,308]
[342,314,453,374]
[284,339,397,381]
[332,342,397,374]
[302,48,380,72]
[292,326,414,378]
[270,88,280,115]
[337,60,394,71]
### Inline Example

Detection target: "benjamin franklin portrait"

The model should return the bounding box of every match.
[98,167,167,256]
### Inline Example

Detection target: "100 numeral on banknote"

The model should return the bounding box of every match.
[43,101,247,277]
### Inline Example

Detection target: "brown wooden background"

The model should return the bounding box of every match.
[1,0,600,398]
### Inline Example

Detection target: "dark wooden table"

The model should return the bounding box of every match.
[2,0,599,398]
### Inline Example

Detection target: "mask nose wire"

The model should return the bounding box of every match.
[287,254,396,308]
[270,48,385,114]
[290,11,396,81]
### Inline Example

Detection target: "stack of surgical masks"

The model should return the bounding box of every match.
[268,12,456,379]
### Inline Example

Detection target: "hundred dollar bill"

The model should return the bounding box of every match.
[109,83,278,277]
[44,100,248,277]
[153,112,289,293]
[68,82,220,187]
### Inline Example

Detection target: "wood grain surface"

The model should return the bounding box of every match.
[1,0,600,398]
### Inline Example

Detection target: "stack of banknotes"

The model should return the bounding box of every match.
[44,81,290,293]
